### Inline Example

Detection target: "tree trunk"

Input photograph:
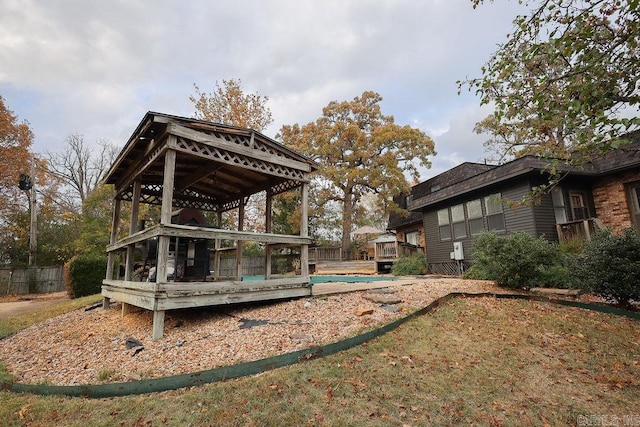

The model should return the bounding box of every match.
[341,190,353,259]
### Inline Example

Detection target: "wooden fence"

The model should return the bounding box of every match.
[0,266,65,295]
[216,254,300,278]
[308,247,343,262]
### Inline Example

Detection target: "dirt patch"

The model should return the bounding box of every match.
[0,292,68,317]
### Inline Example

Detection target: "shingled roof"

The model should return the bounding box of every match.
[104,112,317,212]
[408,132,640,212]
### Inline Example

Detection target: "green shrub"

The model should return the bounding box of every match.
[538,264,575,289]
[65,252,107,298]
[463,232,504,281]
[578,228,640,308]
[467,231,562,289]
[391,254,428,276]
[274,258,289,274]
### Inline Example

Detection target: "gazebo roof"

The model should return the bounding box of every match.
[104,112,317,212]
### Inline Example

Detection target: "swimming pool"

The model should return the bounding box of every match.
[242,275,397,284]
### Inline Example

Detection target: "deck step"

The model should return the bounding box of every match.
[314,260,376,275]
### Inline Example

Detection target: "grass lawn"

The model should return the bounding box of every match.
[1,295,638,426]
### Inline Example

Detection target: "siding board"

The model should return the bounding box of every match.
[532,189,558,240]
[502,181,536,236]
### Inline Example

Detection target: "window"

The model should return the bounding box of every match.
[485,193,505,231]
[570,192,589,220]
[405,231,420,246]
[467,199,484,235]
[628,182,640,231]
[551,187,567,224]
[437,208,450,241]
[451,203,466,239]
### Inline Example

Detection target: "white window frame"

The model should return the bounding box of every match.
[628,182,640,231]
[551,187,568,224]
[405,231,420,246]
[485,193,506,232]
[467,199,484,236]
[451,203,466,239]
[437,208,451,241]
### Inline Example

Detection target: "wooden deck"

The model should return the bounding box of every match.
[102,277,311,311]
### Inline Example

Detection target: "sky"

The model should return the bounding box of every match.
[0,0,529,181]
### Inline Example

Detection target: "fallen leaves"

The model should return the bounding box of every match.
[17,404,30,419]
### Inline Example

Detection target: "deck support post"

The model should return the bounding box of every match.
[152,310,165,341]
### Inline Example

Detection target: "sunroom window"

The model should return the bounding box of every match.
[485,193,505,231]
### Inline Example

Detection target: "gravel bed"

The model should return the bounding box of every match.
[0,278,498,386]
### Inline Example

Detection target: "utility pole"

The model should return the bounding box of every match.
[19,158,37,267]
[29,159,37,267]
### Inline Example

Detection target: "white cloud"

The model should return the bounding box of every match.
[0,0,528,164]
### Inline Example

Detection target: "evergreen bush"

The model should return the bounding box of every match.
[465,231,561,289]
[578,228,640,308]
[391,253,428,276]
[65,252,107,298]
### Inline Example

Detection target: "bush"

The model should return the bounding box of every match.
[65,252,107,298]
[578,228,640,308]
[463,232,504,281]
[391,254,428,276]
[538,263,576,289]
[466,231,561,289]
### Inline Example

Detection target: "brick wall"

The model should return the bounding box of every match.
[592,170,640,234]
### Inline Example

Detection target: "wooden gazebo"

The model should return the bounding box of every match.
[101,112,317,340]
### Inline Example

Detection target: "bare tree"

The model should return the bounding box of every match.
[45,134,119,211]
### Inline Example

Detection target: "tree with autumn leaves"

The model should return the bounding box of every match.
[190,79,273,131]
[190,83,435,253]
[0,96,33,217]
[0,96,36,264]
[279,91,435,255]
[462,0,639,163]
[0,96,119,265]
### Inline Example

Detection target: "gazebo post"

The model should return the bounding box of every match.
[213,210,222,281]
[103,198,121,309]
[265,190,273,279]
[236,198,245,281]
[300,183,309,278]
[153,147,176,341]
[122,180,141,316]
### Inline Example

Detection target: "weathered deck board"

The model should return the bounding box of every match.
[102,278,311,311]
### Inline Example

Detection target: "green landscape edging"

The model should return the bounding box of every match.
[1,291,637,398]
[490,293,640,320]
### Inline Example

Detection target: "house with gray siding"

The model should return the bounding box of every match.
[404,134,640,275]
